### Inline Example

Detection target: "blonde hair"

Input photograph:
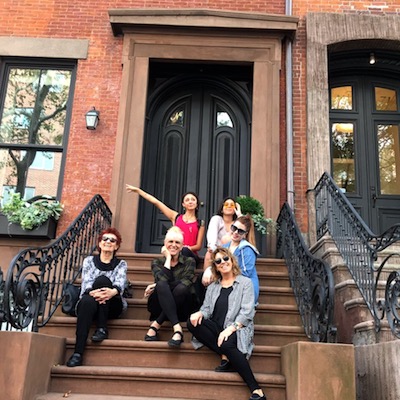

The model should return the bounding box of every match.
[164,226,184,243]
[210,247,241,280]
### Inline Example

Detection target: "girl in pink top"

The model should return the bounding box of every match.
[126,185,205,264]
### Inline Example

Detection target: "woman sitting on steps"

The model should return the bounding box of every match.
[144,226,196,348]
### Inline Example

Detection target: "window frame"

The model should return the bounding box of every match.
[0,57,77,200]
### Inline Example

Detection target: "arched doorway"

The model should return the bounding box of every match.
[329,50,400,233]
[137,67,252,253]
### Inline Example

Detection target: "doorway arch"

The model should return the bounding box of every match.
[138,72,252,252]
[108,9,297,252]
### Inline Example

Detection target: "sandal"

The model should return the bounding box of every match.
[168,330,184,347]
[144,325,159,341]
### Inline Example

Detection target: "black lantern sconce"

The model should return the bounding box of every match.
[85,107,100,130]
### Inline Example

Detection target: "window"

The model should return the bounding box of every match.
[0,59,75,200]
[1,185,35,207]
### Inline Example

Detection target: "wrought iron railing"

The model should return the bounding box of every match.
[0,194,112,332]
[277,202,336,342]
[314,172,400,332]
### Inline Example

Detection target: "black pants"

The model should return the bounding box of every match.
[187,318,261,393]
[148,280,192,325]
[74,276,123,354]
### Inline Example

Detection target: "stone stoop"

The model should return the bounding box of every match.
[310,235,400,345]
[38,256,299,400]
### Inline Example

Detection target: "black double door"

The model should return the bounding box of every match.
[136,76,251,253]
[330,74,400,233]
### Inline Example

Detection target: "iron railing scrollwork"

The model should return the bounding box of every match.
[373,253,400,338]
[277,202,336,342]
[314,172,400,335]
[1,194,112,332]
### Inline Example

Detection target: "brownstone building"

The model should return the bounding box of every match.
[1,1,400,399]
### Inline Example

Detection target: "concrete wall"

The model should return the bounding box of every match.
[356,340,400,400]
[281,341,356,400]
[0,332,65,400]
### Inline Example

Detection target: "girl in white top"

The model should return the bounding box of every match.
[202,197,241,285]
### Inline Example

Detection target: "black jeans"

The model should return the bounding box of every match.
[187,318,261,393]
[147,280,192,325]
[74,275,123,354]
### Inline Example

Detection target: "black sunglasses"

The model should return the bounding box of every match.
[102,236,117,243]
[231,224,247,236]
[214,255,230,265]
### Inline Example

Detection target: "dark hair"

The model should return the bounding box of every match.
[181,191,200,217]
[216,197,238,221]
[210,247,241,279]
[97,227,122,252]
[235,215,256,247]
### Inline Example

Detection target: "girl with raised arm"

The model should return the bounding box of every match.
[126,185,205,265]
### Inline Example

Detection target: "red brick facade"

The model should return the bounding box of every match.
[1,0,399,237]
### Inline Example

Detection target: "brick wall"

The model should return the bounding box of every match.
[2,0,399,234]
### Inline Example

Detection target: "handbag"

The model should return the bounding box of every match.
[62,283,81,317]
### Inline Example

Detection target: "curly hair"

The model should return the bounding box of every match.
[210,247,241,280]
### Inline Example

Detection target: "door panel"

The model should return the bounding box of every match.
[137,77,251,253]
[330,76,400,233]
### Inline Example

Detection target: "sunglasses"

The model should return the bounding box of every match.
[231,225,247,235]
[214,255,230,265]
[102,236,117,243]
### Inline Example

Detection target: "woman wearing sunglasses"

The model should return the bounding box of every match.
[126,184,205,265]
[224,215,260,304]
[202,197,242,286]
[144,226,196,347]
[187,247,267,400]
[66,227,127,367]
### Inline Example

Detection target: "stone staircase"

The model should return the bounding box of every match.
[37,254,308,400]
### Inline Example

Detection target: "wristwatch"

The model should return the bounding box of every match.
[232,321,241,330]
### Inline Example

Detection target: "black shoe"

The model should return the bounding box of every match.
[91,327,108,342]
[66,352,83,367]
[249,393,267,400]
[215,359,235,372]
[144,325,159,341]
[168,330,184,348]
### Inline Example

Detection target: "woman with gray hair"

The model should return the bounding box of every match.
[144,226,196,347]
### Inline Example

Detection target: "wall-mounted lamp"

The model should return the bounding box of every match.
[85,107,100,130]
[369,53,376,65]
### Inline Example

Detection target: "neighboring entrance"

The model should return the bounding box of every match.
[136,65,252,253]
[330,61,400,233]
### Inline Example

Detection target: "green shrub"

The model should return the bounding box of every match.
[235,195,276,235]
[1,193,63,230]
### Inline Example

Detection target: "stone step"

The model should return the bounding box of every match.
[63,339,283,374]
[36,394,195,400]
[123,255,288,283]
[129,281,295,305]
[41,318,307,347]
[49,365,286,400]
[53,298,301,326]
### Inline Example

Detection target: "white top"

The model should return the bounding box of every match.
[207,215,230,251]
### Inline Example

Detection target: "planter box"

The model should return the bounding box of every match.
[0,214,57,239]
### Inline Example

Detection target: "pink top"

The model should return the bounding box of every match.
[175,214,199,252]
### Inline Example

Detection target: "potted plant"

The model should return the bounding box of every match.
[0,193,63,238]
[235,195,276,256]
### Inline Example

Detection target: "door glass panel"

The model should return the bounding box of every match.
[216,109,233,128]
[377,124,400,194]
[331,86,353,110]
[167,108,184,126]
[375,87,398,111]
[332,122,356,193]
